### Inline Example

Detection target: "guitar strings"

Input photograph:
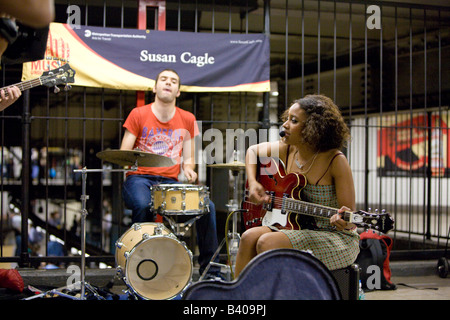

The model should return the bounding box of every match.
[2,74,60,94]
[1,73,67,97]
[242,192,338,214]
[241,189,348,220]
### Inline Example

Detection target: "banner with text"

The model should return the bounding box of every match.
[21,23,270,92]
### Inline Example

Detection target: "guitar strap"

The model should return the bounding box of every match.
[286,147,344,185]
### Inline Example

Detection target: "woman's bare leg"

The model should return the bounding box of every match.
[256,231,293,254]
[234,226,271,278]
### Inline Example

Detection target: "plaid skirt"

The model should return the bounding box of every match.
[278,226,360,271]
[272,183,360,270]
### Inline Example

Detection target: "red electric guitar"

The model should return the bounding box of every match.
[242,157,394,234]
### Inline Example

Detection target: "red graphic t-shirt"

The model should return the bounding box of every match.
[123,103,199,180]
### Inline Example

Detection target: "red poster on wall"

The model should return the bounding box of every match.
[377,112,449,177]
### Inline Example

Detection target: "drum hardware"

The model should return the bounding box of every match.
[76,167,137,299]
[156,204,204,238]
[25,151,175,300]
[24,166,133,300]
[151,184,210,238]
[201,148,246,281]
[24,280,106,300]
[73,167,139,299]
[142,232,151,240]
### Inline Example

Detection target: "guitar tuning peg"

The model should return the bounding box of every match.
[368,208,372,213]
[64,84,72,91]
[54,86,60,94]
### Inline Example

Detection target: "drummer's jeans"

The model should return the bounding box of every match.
[122,174,220,276]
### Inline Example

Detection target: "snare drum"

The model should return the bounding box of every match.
[115,222,193,300]
[151,184,210,216]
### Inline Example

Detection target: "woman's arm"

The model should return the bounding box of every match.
[245,141,285,204]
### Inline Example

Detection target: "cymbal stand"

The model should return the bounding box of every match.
[227,169,241,271]
[75,166,137,299]
[199,167,243,281]
[29,165,136,300]
[78,165,140,299]
[78,167,89,299]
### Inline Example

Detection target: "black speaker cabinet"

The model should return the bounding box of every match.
[331,264,360,300]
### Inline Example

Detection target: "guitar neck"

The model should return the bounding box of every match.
[2,78,42,96]
[283,197,353,222]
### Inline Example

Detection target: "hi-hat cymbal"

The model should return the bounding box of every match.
[207,161,246,171]
[97,149,176,167]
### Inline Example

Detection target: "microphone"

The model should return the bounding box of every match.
[279,129,286,138]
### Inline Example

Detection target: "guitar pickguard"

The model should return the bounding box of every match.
[262,208,286,228]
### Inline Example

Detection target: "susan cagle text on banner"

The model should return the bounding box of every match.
[21,23,270,93]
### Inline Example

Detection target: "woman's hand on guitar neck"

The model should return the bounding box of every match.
[330,206,356,231]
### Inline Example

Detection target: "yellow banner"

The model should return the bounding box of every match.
[22,23,270,92]
[22,23,154,91]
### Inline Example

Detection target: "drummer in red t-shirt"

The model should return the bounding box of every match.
[121,69,220,279]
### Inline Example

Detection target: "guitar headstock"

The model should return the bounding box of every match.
[41,64,76,92]
[351,209,394,234]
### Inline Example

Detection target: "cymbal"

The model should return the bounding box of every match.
[207,161,246,171]
[96,149,176,167]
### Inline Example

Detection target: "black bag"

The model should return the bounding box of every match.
[356,230,396,290]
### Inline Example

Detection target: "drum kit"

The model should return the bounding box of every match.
[34,149,245,300]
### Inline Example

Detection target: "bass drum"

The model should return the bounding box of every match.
[115,222,193,300]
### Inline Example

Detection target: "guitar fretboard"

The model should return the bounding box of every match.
[283,197,351,221]
[2,78,42,97]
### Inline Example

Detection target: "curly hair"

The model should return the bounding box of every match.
[283,95,351,152]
